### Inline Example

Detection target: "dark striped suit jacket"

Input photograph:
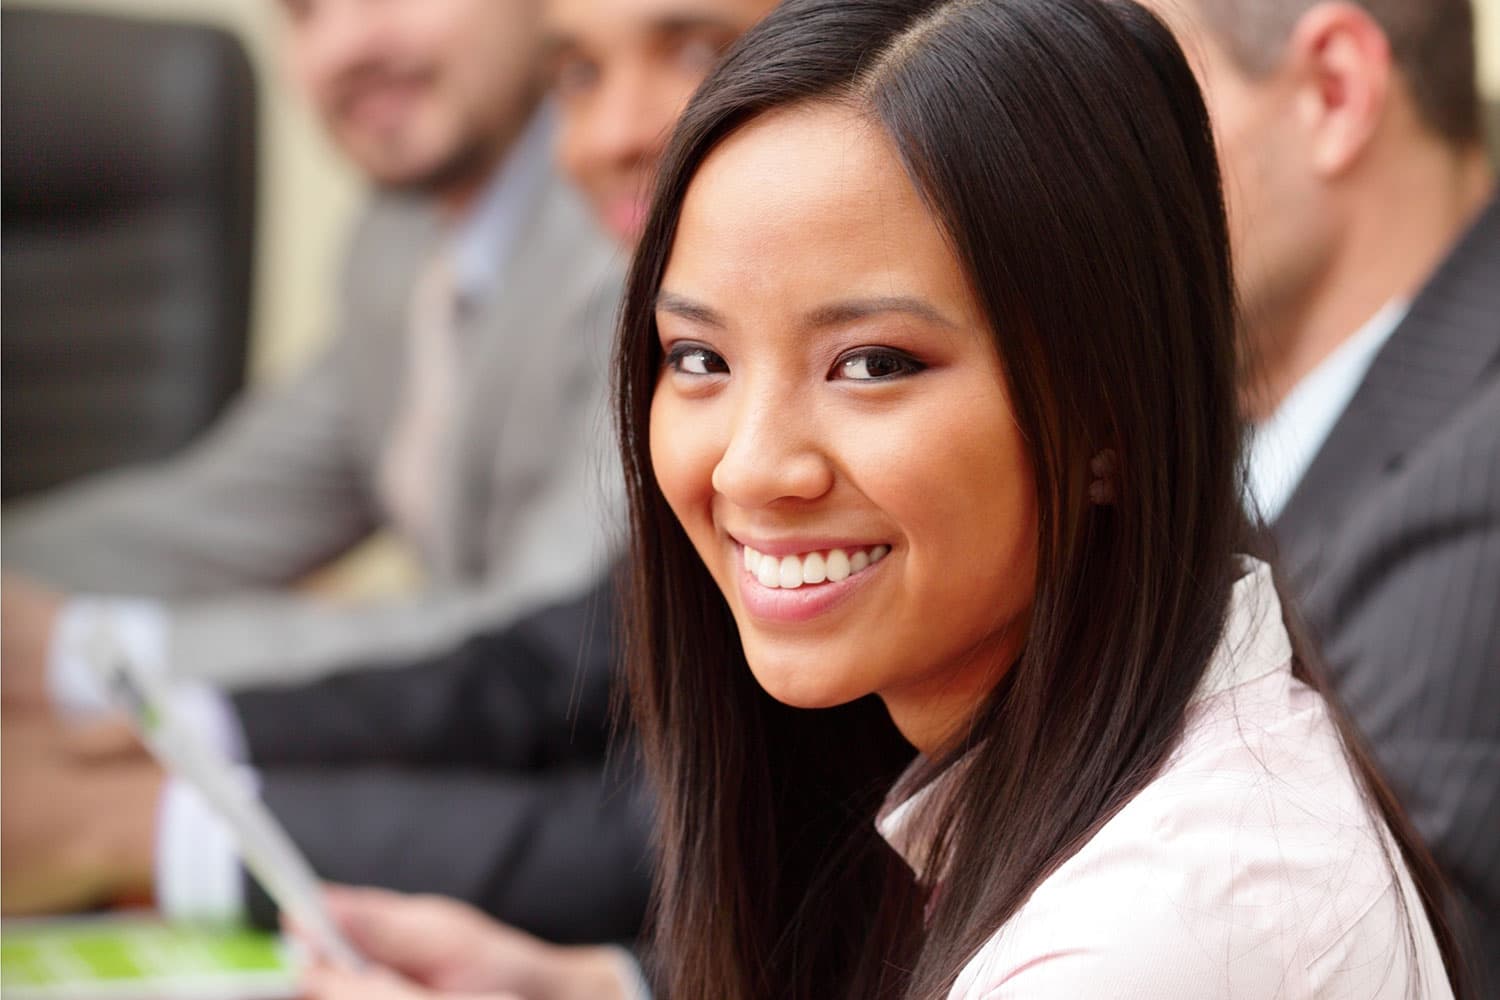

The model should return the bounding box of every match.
[1274,198,1500,993]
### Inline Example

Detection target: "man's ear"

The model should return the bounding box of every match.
[1284,1,1392,177]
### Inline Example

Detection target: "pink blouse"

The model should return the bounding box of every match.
[878,560,1453,999]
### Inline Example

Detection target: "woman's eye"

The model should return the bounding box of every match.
[834,348,925,382]
[665,345,729,376]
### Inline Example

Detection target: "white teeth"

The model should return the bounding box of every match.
[779,555,803,589]
[741,544,888,589]
[756,554,780,588]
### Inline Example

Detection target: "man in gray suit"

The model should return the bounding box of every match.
[1,0,622,697]
[1145,0,1499,988]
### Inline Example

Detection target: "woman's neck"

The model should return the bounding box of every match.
[881,625,1026,754]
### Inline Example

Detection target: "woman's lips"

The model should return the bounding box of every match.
[733,542,890,624]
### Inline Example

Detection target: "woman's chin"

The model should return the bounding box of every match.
[745,658,865,711]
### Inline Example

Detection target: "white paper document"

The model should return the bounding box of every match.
[85,618,364,970]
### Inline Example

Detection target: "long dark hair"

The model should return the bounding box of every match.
[613,1,1468,997]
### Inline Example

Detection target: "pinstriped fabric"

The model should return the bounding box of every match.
[1273,198,1500,995]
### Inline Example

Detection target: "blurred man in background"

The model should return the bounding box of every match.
[2,0,621,699]
[1144,0,1499,988]
[547,0,764,244]
[2,0,778,969]
[3,0,621,941]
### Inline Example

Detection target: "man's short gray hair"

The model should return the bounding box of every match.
[1196,0,1481,145]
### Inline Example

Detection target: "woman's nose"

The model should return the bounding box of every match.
[710,388,835,508]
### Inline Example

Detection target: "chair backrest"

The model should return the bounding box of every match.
[2,6,257,500]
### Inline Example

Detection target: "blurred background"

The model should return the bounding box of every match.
[6,0,400,594]
[11,0,361,386]
[15,0,1500,379]
[5,0,1500,596]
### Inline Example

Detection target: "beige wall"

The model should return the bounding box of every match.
[1485,0,1500,96]
[16,0,1500,381]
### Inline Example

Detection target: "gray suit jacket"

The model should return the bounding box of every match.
[3,165,625,687]
[1272,198,1500,992]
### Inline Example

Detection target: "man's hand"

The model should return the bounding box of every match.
[0,713,160,914]
[1,574,64,711]
[296,886,635,1000]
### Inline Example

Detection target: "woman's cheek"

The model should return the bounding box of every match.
[649,392,720,529]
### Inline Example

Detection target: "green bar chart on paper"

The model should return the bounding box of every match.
[0,915,298,999]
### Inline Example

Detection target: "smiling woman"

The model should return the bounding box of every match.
[648,102,1037,745]
[614,1,1468,998]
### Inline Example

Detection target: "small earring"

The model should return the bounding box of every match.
[1089,449,1119,505]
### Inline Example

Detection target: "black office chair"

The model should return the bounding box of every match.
[2,7,257,500]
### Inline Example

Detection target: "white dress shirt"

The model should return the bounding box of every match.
[879,560,1453,999]
[1246,299,1407,521]
[44,108,560,924]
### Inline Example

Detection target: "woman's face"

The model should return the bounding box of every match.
[649,103,1038,752]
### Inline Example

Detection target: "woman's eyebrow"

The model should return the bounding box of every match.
[656,292,958,332]
[803,296,958,330]
[656,291,726,328]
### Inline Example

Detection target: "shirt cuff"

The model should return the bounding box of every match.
[155,774,254,924]
[49,598,169,719]
[50,598,249,763]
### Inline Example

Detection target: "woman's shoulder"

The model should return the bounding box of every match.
[949,667,1450,999]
